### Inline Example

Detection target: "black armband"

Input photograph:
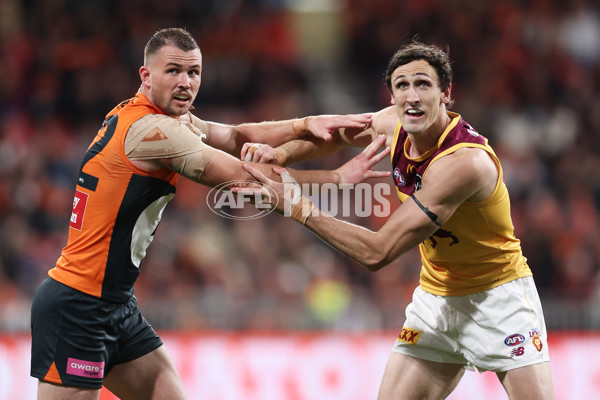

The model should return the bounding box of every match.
[411,194,442,227]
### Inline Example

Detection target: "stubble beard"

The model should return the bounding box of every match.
[154,88,189,117]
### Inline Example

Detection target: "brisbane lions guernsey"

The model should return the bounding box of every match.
[390,112,531,296]
[49,94,178,302]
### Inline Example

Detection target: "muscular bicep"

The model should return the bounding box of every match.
[414,147,499,225]
[199,120,238,154]
[354,150,490,266]
[372,196,443,264]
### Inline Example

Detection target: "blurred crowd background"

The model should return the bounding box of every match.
[0,0,599,332]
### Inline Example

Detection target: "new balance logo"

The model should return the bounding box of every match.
[510,347,525,357]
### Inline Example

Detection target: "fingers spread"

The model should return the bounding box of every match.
[371,146,391,164]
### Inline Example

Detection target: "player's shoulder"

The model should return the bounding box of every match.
[372,106,399,136]
[451,116,488,145]
[130,114,181,136]
[433,146,497,187]
[430,145,490,176]
[127,114,210,148]
[449,146,491,164]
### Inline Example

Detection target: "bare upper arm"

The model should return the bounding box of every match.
[332,106,398,149]
[414,147,499,225]
[371,105,400,147]
[186,113,238,153]
[361,147,497,264]
[199,150,285,188]
[202,121,238,154]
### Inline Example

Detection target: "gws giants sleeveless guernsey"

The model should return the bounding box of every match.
[390,112,531,296]
[49,94,178,302]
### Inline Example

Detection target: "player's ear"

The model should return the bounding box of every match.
[390,94,396,105]
[139,66,151,89]
[441,83,452,105]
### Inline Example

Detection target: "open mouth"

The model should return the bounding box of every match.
[406,109,424,118]
[173,93,191,104]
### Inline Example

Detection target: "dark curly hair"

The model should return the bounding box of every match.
[384,38,453,106]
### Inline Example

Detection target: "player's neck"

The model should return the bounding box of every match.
[138,85,150,99]
[407,112,451,157]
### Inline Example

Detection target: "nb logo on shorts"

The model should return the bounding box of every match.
[397,327,422,345]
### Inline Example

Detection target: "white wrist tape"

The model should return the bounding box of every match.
[280,170,302,216]
[279,170,316,224]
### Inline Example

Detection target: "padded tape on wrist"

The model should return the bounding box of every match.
[292,117,311,137]
[291,197,316,225]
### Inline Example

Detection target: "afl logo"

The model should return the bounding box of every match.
[504,334,525,346]
[206,180,278,220]
[393,167,405,186]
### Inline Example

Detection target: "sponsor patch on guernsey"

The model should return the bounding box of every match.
[397,327,422,345]
[67,357,105,379]
[70,190,88,231]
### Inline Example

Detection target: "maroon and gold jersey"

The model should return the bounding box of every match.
[390,112,531,296]
[49,94,178,302]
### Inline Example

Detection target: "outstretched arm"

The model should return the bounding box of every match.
[188,112,373,158]
[125,113,388,189]
[241,105,399,166]
[237,147,498,270]
[198,135,390,188]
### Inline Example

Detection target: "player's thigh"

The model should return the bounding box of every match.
[37,380,100,400]
[377,352,465,400]
[496,361,554,400]
[103,345,186,400]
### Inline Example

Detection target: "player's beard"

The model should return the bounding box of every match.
[154,88,191,117]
